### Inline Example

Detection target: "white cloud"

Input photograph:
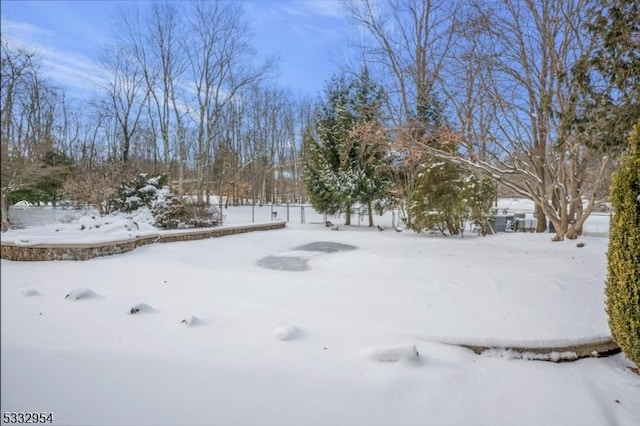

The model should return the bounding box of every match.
[42,53,106,92]
[272,0,349,40]
[276,0,346,19]
[300,0,346,18]
[1,18,104,98]
[1,18,53,38]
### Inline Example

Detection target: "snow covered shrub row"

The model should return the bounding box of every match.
[112,174,220,229]
[606,122,640,369]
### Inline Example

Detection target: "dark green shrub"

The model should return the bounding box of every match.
[409,159,496,236]
[6,150,73,206]
[606,122,640,368]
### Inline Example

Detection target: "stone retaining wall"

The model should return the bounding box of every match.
[458,338,620,361]
[0,221,286,261]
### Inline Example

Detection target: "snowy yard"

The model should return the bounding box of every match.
[1,205,639,425]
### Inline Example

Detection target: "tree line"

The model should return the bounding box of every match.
[1,2,315,231]
[2,0,638,241]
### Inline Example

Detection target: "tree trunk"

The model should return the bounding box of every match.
[345,205,352,225]
[122,133,130,164]
[565,226,579,240]
[551,215,570,241]
[367,200,374,227]
[0,189,9,232]
[535,204,547,232]
[566,203,594,239]
[568,197,584,237]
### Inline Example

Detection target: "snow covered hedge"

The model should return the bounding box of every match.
[606,122,640,368]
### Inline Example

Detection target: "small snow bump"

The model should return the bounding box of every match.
[180,315,202,327]
[364,345,421,363]
[272,323,302,341]
[22,289,41,297]
[129,303,155,314]
[65,288,99,301]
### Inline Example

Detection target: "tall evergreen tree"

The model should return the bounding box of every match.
[345,67,392,226]
[302,130,350,217]
[303,68,391,226]
[303,75,357,223]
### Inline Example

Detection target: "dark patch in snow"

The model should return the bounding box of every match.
[258,241,358,271]
[22,289,41,297]
[258,256,309,271]
[294,241,357,253]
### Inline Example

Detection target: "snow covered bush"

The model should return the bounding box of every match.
[152,190,220,230]
[409,159,496,236]
[606,122,640,368]
[111,174,163,213]
[113,174,220,229]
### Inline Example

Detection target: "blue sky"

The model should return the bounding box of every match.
[0,0,355,99]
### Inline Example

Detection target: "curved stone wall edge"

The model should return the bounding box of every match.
[0,222,286,261]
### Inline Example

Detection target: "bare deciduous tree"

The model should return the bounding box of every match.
[184,1,271,205]
[345,0,460,123]
[116,1,186,184]
[100,44,149,164]
[434,0,610,240]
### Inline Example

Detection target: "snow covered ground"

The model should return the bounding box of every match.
[1,204,638,426]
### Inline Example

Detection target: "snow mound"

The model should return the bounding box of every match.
[12,200,32,209]
[22,289,42,297]
[2,209,160,245]
[129,303,155,315]
[272,323,302,341]
[363,345,421,363]
[78,211,155,234]
[180,315,203,327]
[64,288,99,301]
